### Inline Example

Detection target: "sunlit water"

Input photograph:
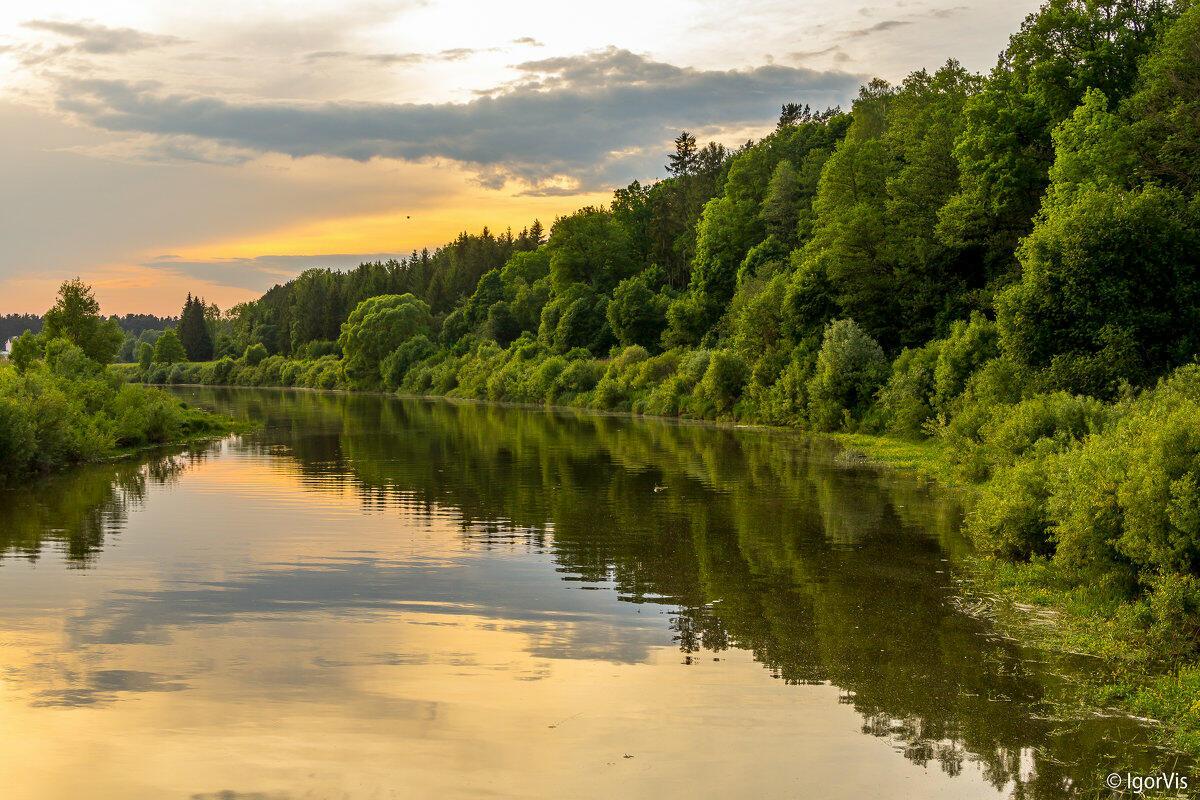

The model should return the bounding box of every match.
[0,387,1183,799]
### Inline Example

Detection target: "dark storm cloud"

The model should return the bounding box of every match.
[23,19,188,54]
[51,47,861,189]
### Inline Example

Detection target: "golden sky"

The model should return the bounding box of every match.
[0,0,1040,315]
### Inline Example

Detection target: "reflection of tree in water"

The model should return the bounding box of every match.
[47,387,1186,796]
[0,446,214,566]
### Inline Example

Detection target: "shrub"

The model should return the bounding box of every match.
[945,391,1110,481]
[242,343,268,366]
[876,342,941,436]
[695,350,748,416]
[806,319,888,432]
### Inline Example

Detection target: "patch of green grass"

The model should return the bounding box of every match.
[831,432,961,487]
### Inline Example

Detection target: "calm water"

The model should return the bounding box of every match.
[0,387,1182,799]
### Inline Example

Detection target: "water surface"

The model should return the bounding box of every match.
[0,388,1177,798]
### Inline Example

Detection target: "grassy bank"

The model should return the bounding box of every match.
[0,342,241,486]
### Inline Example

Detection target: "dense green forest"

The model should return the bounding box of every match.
[0,281,232,483]
[106,0,1200,742]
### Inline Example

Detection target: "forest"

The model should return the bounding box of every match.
[12,0,1196,749]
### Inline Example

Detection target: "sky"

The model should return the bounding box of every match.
[0,0,1041,316]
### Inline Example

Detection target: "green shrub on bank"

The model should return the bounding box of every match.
[0,341,228,483]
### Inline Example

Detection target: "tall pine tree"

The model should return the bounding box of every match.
[178,293,214,362]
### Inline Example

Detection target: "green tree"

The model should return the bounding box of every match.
[546,208,637,294]
[807,319,889,431]
[152,329,187,364]
[607,271,669,350]
[339,294,434,388]
[137,341,153,372]
[938,0,1177,278]
[997,184,1200,396]
[41,279,123,364]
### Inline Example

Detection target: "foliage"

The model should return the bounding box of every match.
[41,279,123,365]
[807,319,888,432]
[152,329,187,365]
[338,294,434,388]
[178,293,215,361]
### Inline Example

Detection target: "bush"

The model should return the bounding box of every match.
[806,319,888,432]
[695,350,748,416]
[242,343,268,366]
[945,391,1110,481]
[876,342,941,436]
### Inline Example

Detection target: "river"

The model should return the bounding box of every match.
[0,387,1179,798]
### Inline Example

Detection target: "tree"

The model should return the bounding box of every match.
[938,0,1178,279]
[546,208,637,294]
[667,131,698,176]
[152,329,187,364]
[1124,3,1200,192]
[997,183,1200,396]
[42,279,123,364]
[607,272,669,349]
[137,341,153,372]
[338,294,434,388]
[178,293,214,362]
[10,331,43,372]
[807,319,889,431]
[759,161,804,247]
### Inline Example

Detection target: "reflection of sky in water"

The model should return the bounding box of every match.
[0,393,1174,799]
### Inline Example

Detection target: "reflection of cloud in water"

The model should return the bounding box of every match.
[32,670,189,707]
[65,555,669,665]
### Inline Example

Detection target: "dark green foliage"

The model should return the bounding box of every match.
[381,335,438,391]
[997,184,1200,396]
[538,284,612,355]
[607,271,670,350]
[483,302,522,347]
[1125,3,1200,192]
[242,343,268,366]
[178,294,214,361]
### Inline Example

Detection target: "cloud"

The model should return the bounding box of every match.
[843,19,913,38]
[511,37,544,47]
[22,19,187,55]
[303,46,502,66]
[51,47,861,190]
[145,253,409,292]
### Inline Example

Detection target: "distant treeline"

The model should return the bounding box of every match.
[0,313,179,344]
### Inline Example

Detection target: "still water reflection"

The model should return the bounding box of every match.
[0,388,1178,799]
